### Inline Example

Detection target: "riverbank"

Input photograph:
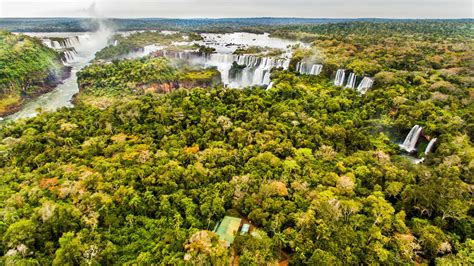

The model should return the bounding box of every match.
[0,66,72,118]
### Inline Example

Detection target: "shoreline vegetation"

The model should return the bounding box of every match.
[0,31,71,118]
[0,67,71,117]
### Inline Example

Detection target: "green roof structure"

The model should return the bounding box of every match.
[214,216,242,247]
[240,223,250,235]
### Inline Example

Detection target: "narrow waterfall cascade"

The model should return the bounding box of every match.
[399,125,423,153]
[412,137,438,164]
[334,69,346,86]
[296,62,323,75]
[310,64,323,75]
[114,40,119,46]
[266,82,274,90]
[345,73,357,89]
[424,138,438,155]
[356,77,374,94]
[61,49,78,63]
[155,50,289,87]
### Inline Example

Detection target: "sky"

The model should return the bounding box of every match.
[1,0,473,19]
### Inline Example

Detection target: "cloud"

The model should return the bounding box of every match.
[1,0,472,18]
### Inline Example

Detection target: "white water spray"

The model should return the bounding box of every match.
[399,125,423,153]
[424,138,437,155]
[334,69,345,86]
[356,77,374,94]
[156,51,289,87]
[345,73,357,89]
[296,61,323,75]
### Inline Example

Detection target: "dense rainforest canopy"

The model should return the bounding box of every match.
[0,20,473,265]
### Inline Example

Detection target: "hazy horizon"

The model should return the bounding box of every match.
[1,17,473,20]
[1,0,472,19]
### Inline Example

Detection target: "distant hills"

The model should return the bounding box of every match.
[1,17,472,32]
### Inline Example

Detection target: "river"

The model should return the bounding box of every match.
[1,29,112,123]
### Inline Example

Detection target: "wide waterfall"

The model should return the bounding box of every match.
[356,77,374,94]
[334,69,345,86]
[43,36,81,49]
[424,138,437,155]
[41,36,88,64]
[156,50,289,87]
[296,62,323,75]
[345,73,357,89]
[224,54,289,87]
[399,125,423,153]
[332,68,374,93]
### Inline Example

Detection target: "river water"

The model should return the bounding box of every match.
[1,29,112,123]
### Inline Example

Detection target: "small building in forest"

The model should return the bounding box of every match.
[213,216,242,247]
[240,223,250,235]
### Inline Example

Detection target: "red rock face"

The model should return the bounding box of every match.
[142,82,179,94]
[158,83,174,93]
[140,77,219,94]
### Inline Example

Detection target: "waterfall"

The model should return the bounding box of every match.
[262,71,272,85]
[411,137,437,164]
[345,73,357,89]
[296,61,323,75]
[41,36,83,64]
[297,62,304,74]
[62,50,77,63]
[399,125,423,153]
[234,55,288,87]
[334,69,345,86]
[43,39,54,49]
[156,50,289,87]
[44,36,80,49]
[424,138,437,155]
[52,41,60,49]
[266,82,274,90]
[356,77,374,94]
[207,53,237,85]
[310,64,323,75]
[65,36,80,48]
